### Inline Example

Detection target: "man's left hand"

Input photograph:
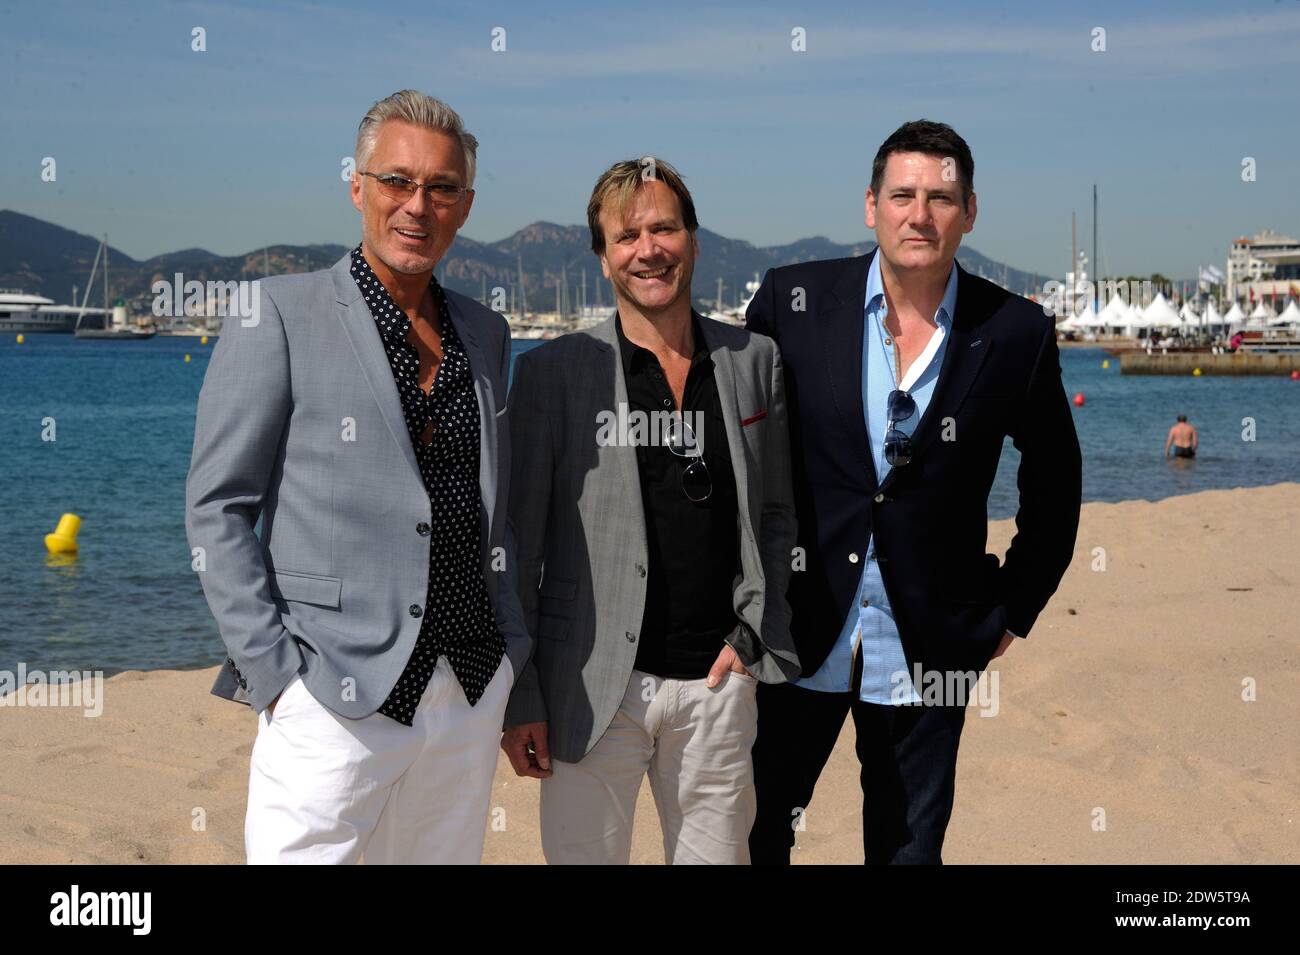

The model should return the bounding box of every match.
[706,643,750,688]
[989,630,1017,660]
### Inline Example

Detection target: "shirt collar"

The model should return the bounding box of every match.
[614,310,711,375]
[349,244,444,345]
[866,250,959,329]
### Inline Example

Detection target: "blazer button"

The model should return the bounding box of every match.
[874,493,885,503]
[409,604,423,618]
[625,631,637,643]
[849,553,859,564]
[636,563,646,578]
[416,522,431,536]
[238,677,247,689]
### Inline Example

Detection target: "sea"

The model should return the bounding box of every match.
[1,334,1296,675]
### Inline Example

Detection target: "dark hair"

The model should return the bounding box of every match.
[870,120,974,207]
[1177,414,1187,422]
[587,157,698,255]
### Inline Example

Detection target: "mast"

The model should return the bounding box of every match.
[517,254,528,318]
[75,238,105,331]
[1070,212,1076,317]
[1092,184,1099,311]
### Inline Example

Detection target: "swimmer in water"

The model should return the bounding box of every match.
[1164,414,1198,459]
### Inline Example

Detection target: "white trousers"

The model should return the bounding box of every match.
[540,667,759,865]
[245,654,512,864]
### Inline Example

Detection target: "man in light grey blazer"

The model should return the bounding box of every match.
[186,90,528,864]
[501,158,800,864]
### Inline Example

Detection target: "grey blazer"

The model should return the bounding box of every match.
[185,252,530,716]
[503,314,800,763]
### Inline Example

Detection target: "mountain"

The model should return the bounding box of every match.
[0,209,1053,314]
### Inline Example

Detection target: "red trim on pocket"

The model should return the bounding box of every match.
[741,410,768,426]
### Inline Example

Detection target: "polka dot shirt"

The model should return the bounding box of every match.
[350,246,506,722]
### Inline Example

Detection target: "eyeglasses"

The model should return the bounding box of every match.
[883,389,917,467]
[664,414,711,503]
[358,171,469,207]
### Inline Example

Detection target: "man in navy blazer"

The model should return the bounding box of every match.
[745,120,1082,864]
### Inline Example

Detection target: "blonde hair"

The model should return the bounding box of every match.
[587,157,698,254]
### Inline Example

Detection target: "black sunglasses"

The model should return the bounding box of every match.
[884,389,917,467]
[664,414,712,502]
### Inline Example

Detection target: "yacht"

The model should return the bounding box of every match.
[0,289,110,333]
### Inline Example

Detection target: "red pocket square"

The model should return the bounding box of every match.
[741,410,768,426]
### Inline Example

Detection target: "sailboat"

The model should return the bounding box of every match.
[74,236,156,339]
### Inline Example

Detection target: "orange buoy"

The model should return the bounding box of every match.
[1291,370,1299,381]
[1072,392,1085,407]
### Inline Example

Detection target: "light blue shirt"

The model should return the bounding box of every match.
[794,253,958,704]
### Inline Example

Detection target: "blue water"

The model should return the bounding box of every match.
[1,336,1296,675]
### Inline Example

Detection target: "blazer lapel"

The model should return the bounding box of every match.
[331,255,422,483]
[819,252,878,490]
[697,316,753,536]
[585,318,648,548]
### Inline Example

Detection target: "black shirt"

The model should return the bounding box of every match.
[349,246,505,723]
[615,312,741,679]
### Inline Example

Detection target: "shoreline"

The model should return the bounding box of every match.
[2,481,1297,863]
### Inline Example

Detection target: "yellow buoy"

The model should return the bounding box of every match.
[16,333,24,344]
[184,353,191,363]
[45,513,81,554]
[200,335,208,345]
[1192,367,1202,376]
[1101,359,1109,369]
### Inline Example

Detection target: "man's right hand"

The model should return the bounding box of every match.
[501,722,552,778]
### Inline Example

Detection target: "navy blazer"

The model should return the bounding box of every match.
[745,249,1082,678]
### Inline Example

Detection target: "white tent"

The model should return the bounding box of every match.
[1246,302,1274,328]
[1097,293,1128,328]
[1143,292,1182,329]
[1224,302,1246,328]
[1124,301,1151,331]
[1060,303,1097,331]
[1179,302,1201,325]
[1204,300,1223,326]
[1270,300,1300,327]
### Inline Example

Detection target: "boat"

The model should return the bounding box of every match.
[0,289,110,333]
[72,235,157,340]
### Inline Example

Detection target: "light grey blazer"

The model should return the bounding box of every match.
[185,252,530,716]
[503,314,800,763]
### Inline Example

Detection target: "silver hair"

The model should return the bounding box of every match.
[354,90,478,189]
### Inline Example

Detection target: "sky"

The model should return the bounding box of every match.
[2,0,1298,281]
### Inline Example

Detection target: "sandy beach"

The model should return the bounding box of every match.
[2,483,1296,865]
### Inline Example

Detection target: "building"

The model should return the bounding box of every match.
[1227,230,1300,304]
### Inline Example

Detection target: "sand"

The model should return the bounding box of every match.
[2,483,1297,864]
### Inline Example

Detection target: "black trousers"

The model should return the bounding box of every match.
[748,656,969,865]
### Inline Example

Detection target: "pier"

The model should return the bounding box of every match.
[1120,352,1300,375]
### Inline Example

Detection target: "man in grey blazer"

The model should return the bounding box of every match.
[501,158,800,864]
[186,90,528,864]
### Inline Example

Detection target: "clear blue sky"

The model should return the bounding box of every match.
[3,0,1298,280]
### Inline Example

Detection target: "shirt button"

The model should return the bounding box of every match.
[874,493,885,503]
[416,522,431,536]
[409,604,423,618]
[861,597,870,608]
[661,398,672,408]
[849,553,859,564]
